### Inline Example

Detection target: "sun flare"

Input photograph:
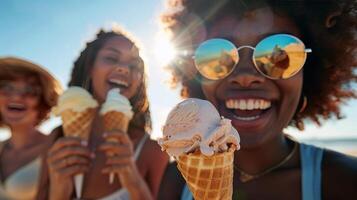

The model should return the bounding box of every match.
[154,32,177,66]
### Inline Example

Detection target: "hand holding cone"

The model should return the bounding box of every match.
[52,86,98,199]
[100,88,134,184]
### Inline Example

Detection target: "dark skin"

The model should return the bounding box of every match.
[47,36,168,200]
[159,7,357,200]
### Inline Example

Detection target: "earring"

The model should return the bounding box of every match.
[298,96,307,113]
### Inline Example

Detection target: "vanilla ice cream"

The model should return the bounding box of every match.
[99,88,133,119]
[52,86,98,115]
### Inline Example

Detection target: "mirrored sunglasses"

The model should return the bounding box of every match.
[193,34,312,80]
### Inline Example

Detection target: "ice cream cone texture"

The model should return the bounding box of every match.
[100,88,134,184]
[52,86,98,139]
[52,86,98,198]
[100,88,133,133]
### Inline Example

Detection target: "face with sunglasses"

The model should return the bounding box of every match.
[0,77,42,126]
[192,8,306,148]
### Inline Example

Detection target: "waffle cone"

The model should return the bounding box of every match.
[103,111,130,133]
[61,108,96,140]
[177,146,235,200]
[102,111,130,184]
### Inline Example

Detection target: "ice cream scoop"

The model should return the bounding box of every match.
[158,98,240,200]
[99,88,133,119]
[158,98,240,157]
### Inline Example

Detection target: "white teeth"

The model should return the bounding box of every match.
[109,79,128,87]
[233,115,260,121]
[247,99,254,110]
[225,99,271,110]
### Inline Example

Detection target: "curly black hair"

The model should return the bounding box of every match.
[160,0,357,130]
[68,28,152,132]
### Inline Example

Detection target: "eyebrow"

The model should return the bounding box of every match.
[102,47,122,55]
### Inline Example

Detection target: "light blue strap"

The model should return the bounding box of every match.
[300,143,324,200]
[181,184,193,200]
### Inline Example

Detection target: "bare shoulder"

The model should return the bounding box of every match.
[142,137,168,159]
[322,149,357,198]
[139,137,169,168]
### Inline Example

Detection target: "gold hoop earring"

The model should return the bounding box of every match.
[298,96,307,113]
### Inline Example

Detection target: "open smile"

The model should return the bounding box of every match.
[221,98,274,130]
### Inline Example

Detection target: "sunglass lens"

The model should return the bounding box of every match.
[253,34,307,79]
[194,39,238,80]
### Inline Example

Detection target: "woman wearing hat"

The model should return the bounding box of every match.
[0,57,62,199]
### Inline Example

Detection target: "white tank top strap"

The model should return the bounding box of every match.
[98,134,149,200]
[133,134,149,160]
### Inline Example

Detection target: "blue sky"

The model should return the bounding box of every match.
[1,0,356,140]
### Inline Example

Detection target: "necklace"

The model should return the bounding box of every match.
[234,141,298,183]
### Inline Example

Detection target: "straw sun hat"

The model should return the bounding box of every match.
[0,57,63,107]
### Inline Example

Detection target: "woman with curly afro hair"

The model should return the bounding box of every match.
[158,0,357,199]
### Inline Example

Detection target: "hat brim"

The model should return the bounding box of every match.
[0,56,63,107]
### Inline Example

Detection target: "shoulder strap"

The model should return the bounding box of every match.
[300,143,324,200]
[181,184,193,200]
[133,134,149,160]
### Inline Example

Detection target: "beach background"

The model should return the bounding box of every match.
[1,0,356,156]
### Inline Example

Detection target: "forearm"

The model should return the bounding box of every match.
[119,167,153,200]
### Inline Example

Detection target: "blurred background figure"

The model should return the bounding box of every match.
[0,57,62,200]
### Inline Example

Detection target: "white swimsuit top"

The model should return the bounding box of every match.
[98,134,149,200]
[0,156,42,200]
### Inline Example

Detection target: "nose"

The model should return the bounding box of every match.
[227,48,265,87]
[114,65,130,76]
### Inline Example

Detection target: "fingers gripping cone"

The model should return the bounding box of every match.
[103,110,130,184]
[100,88,133,184]
[61,108,96,198]
[177,147,235,200]
[53,86,98,199]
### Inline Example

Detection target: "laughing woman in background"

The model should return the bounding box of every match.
[0,57,62,200]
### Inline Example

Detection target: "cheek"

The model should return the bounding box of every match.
[278,74,303,121]
[200,80,221,106]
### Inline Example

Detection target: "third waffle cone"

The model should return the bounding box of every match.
[177,146,236,200]
[61,108,96,140]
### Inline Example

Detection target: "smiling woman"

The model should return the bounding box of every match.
[158,0,357,199]
[0,57,62,200]
[42,28,169,200]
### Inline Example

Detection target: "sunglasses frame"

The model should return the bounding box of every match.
[193,34,312,80]
[0,82,42,98]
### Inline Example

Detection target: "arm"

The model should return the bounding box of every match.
[99,131,154,200]
[158,161,186,200]
[144,140,169,199]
